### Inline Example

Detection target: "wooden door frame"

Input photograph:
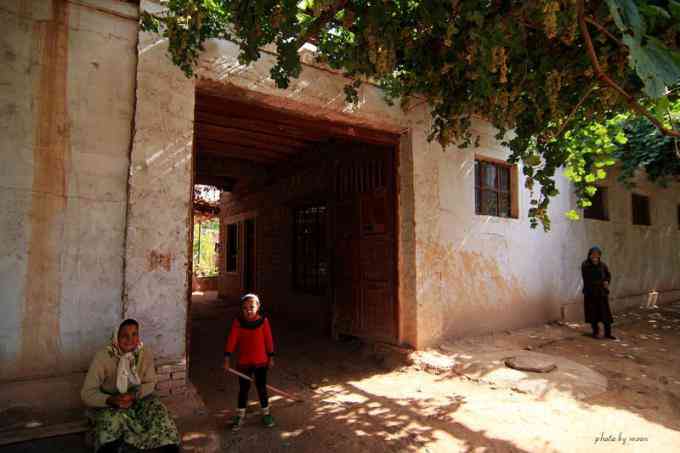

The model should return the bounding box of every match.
[391,141,401,344]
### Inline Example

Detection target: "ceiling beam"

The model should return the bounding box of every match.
[195,94,400,146]
[195,111,330,143]
[197,138,298,161]
[196,154,268,179]
[196,125,303,155]
[198,145,280,165]
[195,118,313,149]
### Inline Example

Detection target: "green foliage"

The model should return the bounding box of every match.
[193,219,220,278]
[561,99,680,209]
[142,0,680,230]
[562,115,624,210]
[615,101,680,187]
[607,0,680,98]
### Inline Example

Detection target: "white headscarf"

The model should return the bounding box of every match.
[107,319,143,394]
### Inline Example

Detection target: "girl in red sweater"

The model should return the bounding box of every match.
[223,294,275,431]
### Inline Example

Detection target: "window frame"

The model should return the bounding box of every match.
[474,156,519,219]
[631,193,652,226]
[225,222,239,274]
[583,186,609,221]
[292,204,328,295]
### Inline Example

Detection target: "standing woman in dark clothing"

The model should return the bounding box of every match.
[581,246,616,339]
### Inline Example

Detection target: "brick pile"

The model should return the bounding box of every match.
[154,361,188,398]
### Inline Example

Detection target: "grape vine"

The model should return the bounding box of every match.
[142,0,680,230]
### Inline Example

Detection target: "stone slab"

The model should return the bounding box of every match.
[444,349,607,400]
[505,355,557,373]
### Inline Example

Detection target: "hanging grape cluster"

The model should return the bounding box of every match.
[143,0,680,230]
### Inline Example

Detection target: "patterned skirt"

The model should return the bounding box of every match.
[90,395,180,451]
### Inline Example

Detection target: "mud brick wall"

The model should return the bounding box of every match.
[218,160,334,330]
[154,361,188,398]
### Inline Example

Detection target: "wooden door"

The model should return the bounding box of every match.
[332,200,360,335]
[332,145,396,342]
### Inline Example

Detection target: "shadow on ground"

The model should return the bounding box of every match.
[188,292,534,452]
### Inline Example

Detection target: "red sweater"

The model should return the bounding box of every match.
[224,316,275,367]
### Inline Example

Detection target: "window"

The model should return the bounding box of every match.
[632,194,651,226]
[226,223,239,273]
[583,187,609,221]
[475,159,516,218]
[293,205,328,294]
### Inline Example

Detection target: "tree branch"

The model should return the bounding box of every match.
[552,82,598,140]
[584,17,625,48]
[296,1,348,48]
[577,0,680,138]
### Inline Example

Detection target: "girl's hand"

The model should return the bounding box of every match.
[268,357,275,369]
[223,358,230,373]
[603,281,609,288]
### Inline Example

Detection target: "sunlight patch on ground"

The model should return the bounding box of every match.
[331,370,680,453]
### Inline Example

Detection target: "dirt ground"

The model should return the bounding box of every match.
[5,294,680,452]
[186,294,680,453]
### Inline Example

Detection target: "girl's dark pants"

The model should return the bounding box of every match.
[238,366,269,409]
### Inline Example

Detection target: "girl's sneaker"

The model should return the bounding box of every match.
[262,414,275,428]
[231,414,244,432]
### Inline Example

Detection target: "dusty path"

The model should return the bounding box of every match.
[6,296,680,452]
[188,295,680,453]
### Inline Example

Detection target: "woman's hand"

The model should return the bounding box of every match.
[223,357,230,373]
[268,357,275,369]
[106,393,135,409]
[603,281,609,289]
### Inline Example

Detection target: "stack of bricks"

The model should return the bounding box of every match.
[154,361,188,398]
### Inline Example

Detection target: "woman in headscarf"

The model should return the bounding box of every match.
[581,246,616,340]
[81,319,180,452]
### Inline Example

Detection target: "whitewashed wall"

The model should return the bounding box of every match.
[123,0,194,361]
[0,0,138,380]
[411,119,680,347]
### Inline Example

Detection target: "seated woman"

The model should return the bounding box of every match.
[81,319,180,453]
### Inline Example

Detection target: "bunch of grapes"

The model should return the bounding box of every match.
[543,0,561,40]
[465,42,476,64]
[311,0,334,17]
[271,6,284,28]
[546,70,562,116]
[365,28,395,76]
[490,47,508,84]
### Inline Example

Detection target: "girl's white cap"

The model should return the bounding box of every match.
[241,293,260,304]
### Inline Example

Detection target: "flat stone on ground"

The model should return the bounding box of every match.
[437,348,608,400]
[505,355,557,373]
[410,350,460,374]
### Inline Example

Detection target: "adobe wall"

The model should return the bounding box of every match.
[0,0,138,380]
[218,162,334,330]
[412,119,680,347]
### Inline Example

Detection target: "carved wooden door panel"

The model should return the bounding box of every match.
[332,199,360,335]
[332,145,396,342]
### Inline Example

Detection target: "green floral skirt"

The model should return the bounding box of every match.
[90,395,180,451]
